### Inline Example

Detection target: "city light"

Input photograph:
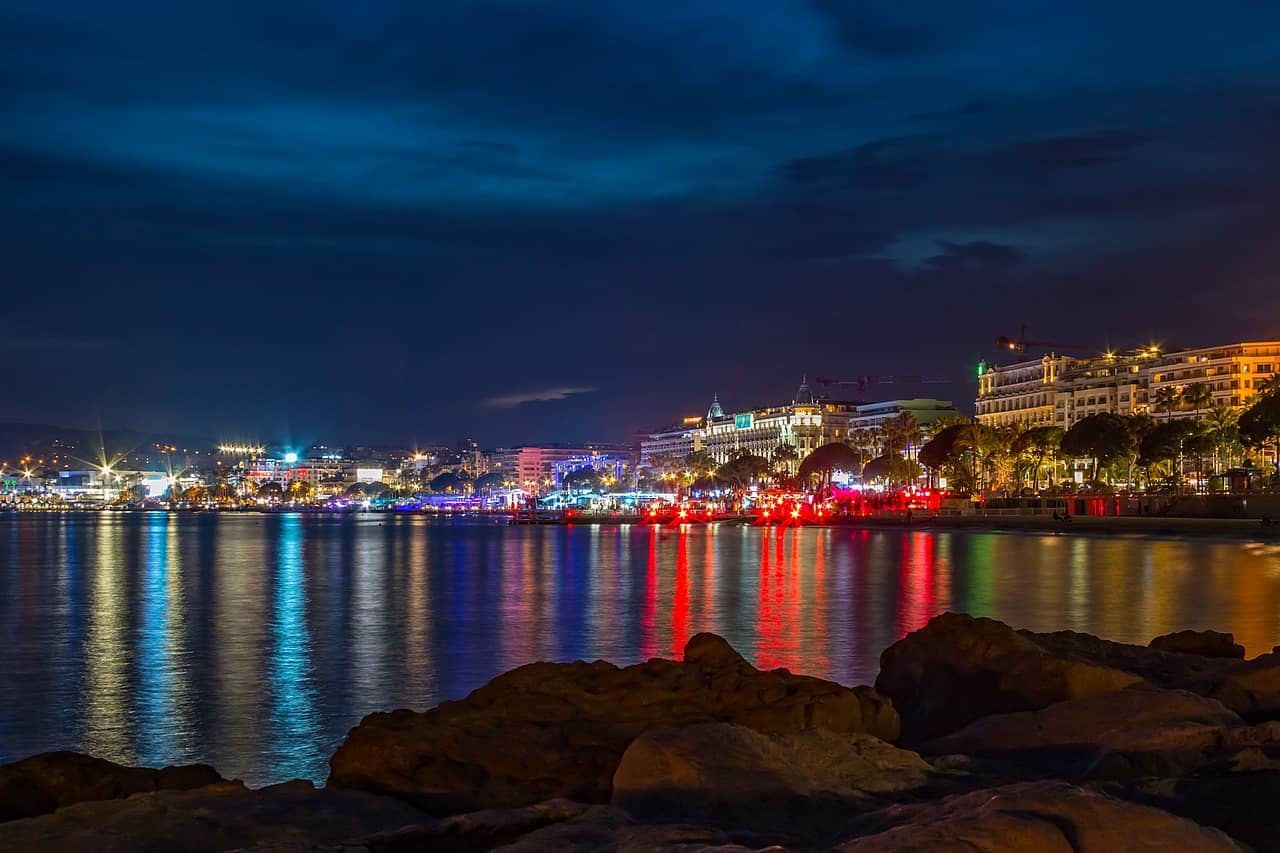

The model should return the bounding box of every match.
[218,444,265,455]
[283,452,298,464]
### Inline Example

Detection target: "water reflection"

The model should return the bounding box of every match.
[83,516,128,761]
[267,514,319,780]
[5,514,1280,785]
[136,513,194,765]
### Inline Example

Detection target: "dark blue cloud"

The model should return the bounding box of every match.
[4,1,1280,443]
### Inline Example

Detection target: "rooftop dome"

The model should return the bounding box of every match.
[708,393,725,420]
[794,375,815,405]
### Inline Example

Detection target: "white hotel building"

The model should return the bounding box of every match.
[976,341,1280,429]
[642,378,958,466]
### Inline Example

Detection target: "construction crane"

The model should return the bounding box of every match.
[996,323,1086,356]
[812,375,952,402]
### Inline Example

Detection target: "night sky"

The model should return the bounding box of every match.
[5,2,1280,447]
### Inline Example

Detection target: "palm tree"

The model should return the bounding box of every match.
[1123,413,1155,487]
[1203,404,1240,475]
[883,412,922,462]
[770,443,799,479]
[1153,386,1181,418]
[1255,374,1280,398]
[682,450,717,489]
[1012,426,1064,491]
[1181,383,1214,419]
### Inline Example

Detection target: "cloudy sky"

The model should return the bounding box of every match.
[4,1,1280,446]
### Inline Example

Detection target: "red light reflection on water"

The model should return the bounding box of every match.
[896,532,937,637]
[640,526,658,660]
[670,528,690,656]
[755,528,804,671]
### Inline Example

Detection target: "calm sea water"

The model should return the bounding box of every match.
[3,511,1280,786]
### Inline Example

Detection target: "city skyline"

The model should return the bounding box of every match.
[6,3,1280,445]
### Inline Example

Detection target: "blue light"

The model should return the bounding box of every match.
[283,452,298,464]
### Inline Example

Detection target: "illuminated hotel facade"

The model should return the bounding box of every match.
[642,378,958,466]
[976,341,1280,428]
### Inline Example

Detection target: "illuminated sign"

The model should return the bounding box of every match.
[734,413,754,430]
[356,468,384,483]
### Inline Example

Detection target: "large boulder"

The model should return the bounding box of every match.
[0,751,224,822]
[0,780,427,853]
[1207,652,1280,718]
[878,613,1280,743]
[836,780,1242,852]
[329,633,897,814]
[488,806,752,852]
[1149,630,1245,659]
[1122,771,1280,853]
[918,687,1277,781]
[611,722,935,839]
[875,613,1143,742]
[1027,628,1280,720]
[355,798,592,852]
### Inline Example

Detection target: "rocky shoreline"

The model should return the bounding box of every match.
[3,615,1280,851]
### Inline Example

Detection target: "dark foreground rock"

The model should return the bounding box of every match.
[919,687,1280,781]
[330,632,898,814]
[1120,771,1280,853]
[1149,629,1246,658]
[875,612,1143,742]
[836,780,1243,852]
[877,612,1280,743]
[0,780,426,853]
[0,751,223,822]
[611,722,937,841]
[487,806,753,853]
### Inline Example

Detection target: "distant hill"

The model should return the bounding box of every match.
[0,423,217,470]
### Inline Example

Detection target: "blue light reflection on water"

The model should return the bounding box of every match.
[266,513,320,781]
[4,512,1280,786]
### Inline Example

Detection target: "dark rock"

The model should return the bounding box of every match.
[487,805,755,853]
[0,751,224,822]
[358,798,591,852]
[878,613,1280,743]
[1026,628,1280,720]
[0,781,427,853]
[1207,652,1280,718]
[835,780,1242,852]
[329,632,898,814]
[1149,630,1245,659]
[917,687,1278,781]
[875,612,1143,742]
[611,723,934,839]
[1122,771,1280,853]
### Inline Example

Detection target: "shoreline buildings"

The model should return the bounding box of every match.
[641,378,957,466]
[490,444,634,493]
[976,341,1280,428]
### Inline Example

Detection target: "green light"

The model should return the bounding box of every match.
[977,361,987,377]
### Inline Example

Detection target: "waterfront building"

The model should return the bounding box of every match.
[489,445,604,493]
[700,379,859,465]
[1146,342,1280,417]
[976,341,1280,429]
[641,378,958,468]
[550,453,629,488]
[849,399,962,432]
[243,455,360,493]
[639,409,711,467]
